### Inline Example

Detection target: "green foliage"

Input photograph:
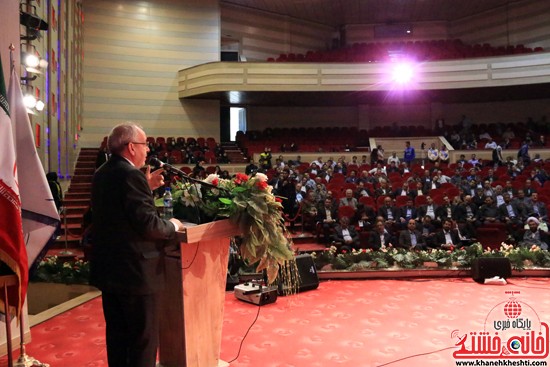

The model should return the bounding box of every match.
[159,172,294,284]
[309,243,550,273]
[31,256,90,284]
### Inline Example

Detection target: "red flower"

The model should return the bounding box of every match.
[212,178,219,186]
[256,180,268,190]
[234,173,248,185]
[341,250,347,254]
[275,197,283,203]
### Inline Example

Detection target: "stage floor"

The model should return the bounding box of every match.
[3,277,550,366]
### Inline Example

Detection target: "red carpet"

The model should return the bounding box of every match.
[3,278,550,366]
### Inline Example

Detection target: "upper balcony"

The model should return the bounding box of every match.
[178,52,550,105]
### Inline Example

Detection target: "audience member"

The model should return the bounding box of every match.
[398,219,427,250]
[368,221,395,250]
[519,217,549,250]
[434,219,462,249]
[331,216,360,252]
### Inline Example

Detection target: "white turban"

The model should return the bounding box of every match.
[526,216,540,225]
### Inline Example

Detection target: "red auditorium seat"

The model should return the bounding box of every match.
[338,205,356,222]
[359,196,376,209]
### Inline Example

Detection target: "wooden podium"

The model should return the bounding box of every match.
[159,219,240,367]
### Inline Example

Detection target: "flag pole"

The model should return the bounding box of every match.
[13,312,49,367]
[9,44,15,71]
[8,44,50,367]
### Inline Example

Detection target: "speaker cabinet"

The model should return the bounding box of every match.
[278,254,319,295]
[471,257,512,283]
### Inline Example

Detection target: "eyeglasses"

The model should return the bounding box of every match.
[126,142,148,146]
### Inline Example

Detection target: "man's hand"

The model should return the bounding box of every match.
[169,218,185,231]
[146,166,165,191]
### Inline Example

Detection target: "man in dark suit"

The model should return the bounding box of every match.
[91,122,185,367]
[525,193,548,222]
[330,216,360,252]
[367,220,395,250]
[316,198,338,243]
[398,219,426,249]
[434,219,462,249]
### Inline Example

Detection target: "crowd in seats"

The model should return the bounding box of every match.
[143,136,229,165]
[260,148,550,253]
[443,117,550,151]
[237,127,371,156]
[98,136,232,179]
[267,39,545,63]
[237,116,550,157]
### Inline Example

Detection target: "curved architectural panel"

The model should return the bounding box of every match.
[178,53,550,99]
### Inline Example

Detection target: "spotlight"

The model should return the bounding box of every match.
[392,63,414,84]
[23,53,39,68]
[23,94,37,109]
[35,100,45,111]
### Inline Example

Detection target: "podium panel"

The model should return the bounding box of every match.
[159,220,239,367]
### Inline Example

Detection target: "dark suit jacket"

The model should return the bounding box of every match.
[398,229,426,249]
[316,205,338,224]
[90,154,177,295]
[377,205,399,221]
[367,231,395,250]
[525,201,548,221]
[399,206,418,221]
[497,202,522,221]
[434,229,462,248]
[331,225,360,250]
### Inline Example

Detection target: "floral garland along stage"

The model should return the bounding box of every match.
[157,172,295,284]
[311,243,550,272]
[33,242,550,285]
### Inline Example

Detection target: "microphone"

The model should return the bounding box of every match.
[149,157,181,176]
[148,157,226,192]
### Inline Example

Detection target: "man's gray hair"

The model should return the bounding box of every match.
[107,122,142,155]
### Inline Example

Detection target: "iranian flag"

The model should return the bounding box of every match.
[0,56,27,319]
[9,66,60,268]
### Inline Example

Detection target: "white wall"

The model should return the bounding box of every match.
[81,0,221,147]
[221,3,334,61]
[451,0,550,49]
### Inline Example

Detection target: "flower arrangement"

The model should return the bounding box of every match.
[310,243,550,272]
[157,172,295,283]
[31,256,90,284]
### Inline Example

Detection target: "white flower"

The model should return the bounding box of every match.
[255,172,268,182]
[204,174,219,184]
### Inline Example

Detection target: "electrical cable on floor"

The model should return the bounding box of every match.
[227,302,262,363]
[376,346,457,366]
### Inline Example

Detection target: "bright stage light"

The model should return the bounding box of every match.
[36,100,45,111]
[24,53,40,68]
[392,63,414,84]
[23,94,37,108]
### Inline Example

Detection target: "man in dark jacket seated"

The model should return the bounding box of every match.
[330,216,360,252]
[398,219,427,250]
[367,220,396,250]
[434,219,462,249]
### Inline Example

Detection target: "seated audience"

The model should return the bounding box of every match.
[398,219,427,250]
[331,216,360,252]
[434,219,462,249]
[519,217,549,250]
[367,220,395,250]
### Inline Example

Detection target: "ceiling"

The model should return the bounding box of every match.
[221,0,512,27]
[213,0,543,106]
